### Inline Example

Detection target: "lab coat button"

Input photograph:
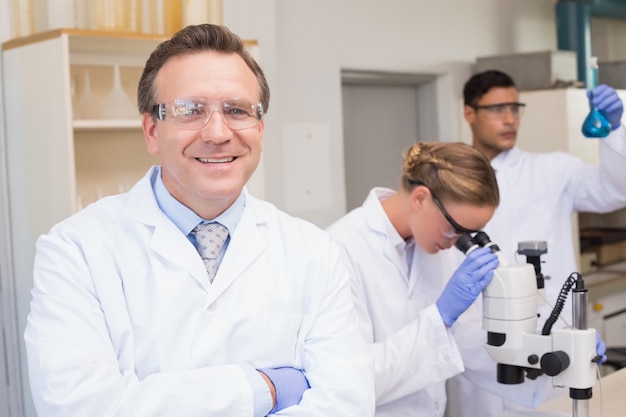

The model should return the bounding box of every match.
[206,303,217,312]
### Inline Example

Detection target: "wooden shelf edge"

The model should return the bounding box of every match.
[3,29,168,51]
[73,119,142,131]
[3,28,258,51]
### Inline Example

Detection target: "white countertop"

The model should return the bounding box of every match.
[583,260,626,291]
[536,367,626,416]
[496,367,626,417]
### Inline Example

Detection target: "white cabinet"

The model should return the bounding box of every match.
[507,88,626,165]
[586,262,626,347]
[2,29,164,416]
[516,89,600,165]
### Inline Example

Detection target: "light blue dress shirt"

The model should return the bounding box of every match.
[152,166,244,267]
[151,166,272,416]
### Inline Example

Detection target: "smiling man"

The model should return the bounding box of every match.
[25,24,374,417]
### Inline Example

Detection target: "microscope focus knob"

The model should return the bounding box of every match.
[540,351,570,376]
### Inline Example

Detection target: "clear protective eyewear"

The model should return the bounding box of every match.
[470,102,526,120]
[408,179,481,237]
[152,98,264,130]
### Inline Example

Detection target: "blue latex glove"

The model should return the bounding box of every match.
[259,367,310,413]
[596,331,607,365]
[436,247,499,327]
[587,84,624,130]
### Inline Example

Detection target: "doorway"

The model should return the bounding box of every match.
[341,70,438,211]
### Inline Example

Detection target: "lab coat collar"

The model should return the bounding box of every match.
[123,167,213,286]
[490,147,527,188]
[363,187,414,281]
[491,146,521,171]
[364,188,406,246]
[125,166,266,297]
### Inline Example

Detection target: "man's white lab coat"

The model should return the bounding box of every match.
[25,166,375,417]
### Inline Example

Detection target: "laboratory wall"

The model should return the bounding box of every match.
[592,17,626,62]
[226,0,560,227]
[2,1,626,416]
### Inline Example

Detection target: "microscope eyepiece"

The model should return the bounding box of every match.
[473,231,501,253]
[455,233,476,254]
[455,231,501,254]
[472,231,490,246]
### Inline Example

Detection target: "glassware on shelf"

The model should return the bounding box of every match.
[183,0,223,26]
[73,0,90,29]
[75,69,101,120]
[582,56,611,139]
[12,0,35,37]
[146,0,182,35]
[88,0,142,32]
[46,0,81,31]
[163,0,183,35]
[117,183,131,194]
[75,195,83,212]
[95,186,105,201]
[99,64,137,120]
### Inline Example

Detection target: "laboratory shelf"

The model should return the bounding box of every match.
[2,32,162,417]
[73,119,142,131]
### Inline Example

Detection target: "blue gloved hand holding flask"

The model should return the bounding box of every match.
[587,84,624,132]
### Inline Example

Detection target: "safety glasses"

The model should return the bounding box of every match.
[470,102,525,120]
[152,98,264,130]
[408,179,481,236]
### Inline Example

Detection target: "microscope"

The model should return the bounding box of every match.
[456,232,601,417]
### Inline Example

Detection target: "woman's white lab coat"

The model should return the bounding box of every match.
[326,188,465,417]
[448,126,626,417]
[25,166,375,417]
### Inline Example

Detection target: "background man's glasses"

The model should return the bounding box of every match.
[470,102,526,119]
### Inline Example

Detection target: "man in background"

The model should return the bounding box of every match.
[447,69,625,416]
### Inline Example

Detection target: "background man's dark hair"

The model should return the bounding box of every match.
[463,70,516,106]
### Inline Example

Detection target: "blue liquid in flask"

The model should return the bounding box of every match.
[582,106,611,138]
[582,57,611,138]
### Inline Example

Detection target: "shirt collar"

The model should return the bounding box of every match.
[152,166,245,236]
[491,146,518,170]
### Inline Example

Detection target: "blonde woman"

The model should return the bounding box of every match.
[327,141,500,417]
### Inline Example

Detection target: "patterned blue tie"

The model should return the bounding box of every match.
[192,222,229,283]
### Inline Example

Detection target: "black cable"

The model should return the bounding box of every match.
[541,272,579,335]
